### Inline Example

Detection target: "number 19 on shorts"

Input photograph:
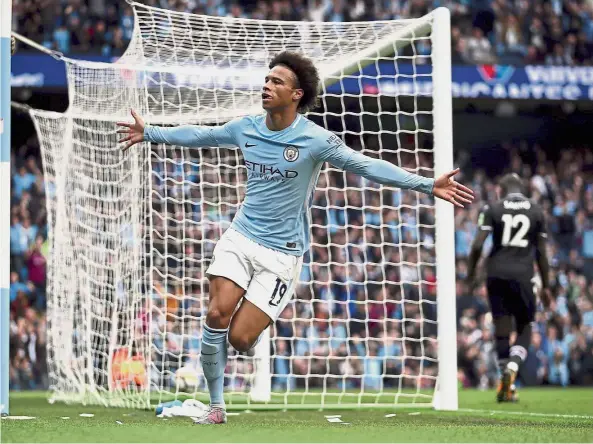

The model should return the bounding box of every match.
[269,278,288,307]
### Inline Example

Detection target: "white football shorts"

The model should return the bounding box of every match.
[206,228,303,322]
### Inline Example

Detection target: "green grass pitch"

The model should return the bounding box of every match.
[2,388,592,442]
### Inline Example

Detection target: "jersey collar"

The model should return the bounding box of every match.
[506,192,526,199]
[259,114,302,137]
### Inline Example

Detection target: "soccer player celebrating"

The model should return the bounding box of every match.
[467,173,551,403]
[118,51,474,423]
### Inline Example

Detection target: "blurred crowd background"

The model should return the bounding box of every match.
[12,0,593,65]
[9,0,593,392]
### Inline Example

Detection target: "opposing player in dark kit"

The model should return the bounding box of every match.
[468,173,551,402]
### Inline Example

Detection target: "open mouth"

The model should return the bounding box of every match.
[262,93,272,102]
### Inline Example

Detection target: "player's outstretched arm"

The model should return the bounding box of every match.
[336,149,474,207]
[117,109,236,151]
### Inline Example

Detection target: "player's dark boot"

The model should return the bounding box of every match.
[496,368,517,403]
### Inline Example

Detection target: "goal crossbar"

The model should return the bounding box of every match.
[30,8,437,125]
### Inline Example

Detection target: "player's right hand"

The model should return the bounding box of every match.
[117,109,145,151]
[539,287,552,309]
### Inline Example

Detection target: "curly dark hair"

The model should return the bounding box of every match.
[269,51,321,113]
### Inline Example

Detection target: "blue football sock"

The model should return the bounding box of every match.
[200,324,228,409]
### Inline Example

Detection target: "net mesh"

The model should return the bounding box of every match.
[31,3,446,408]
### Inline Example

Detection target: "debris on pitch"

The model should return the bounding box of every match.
[116,421,123,425]
[324,415,350,425]
[79,413,95,417]
[385,413,397,418]
[156,399,207,418]
[408,412,421,416]
[61,417,70,420]
[326,417,343,423]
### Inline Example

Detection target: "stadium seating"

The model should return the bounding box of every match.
[9,0,593,391]
[13,0,593,65]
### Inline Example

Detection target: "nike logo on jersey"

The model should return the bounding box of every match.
[245,142,256,148]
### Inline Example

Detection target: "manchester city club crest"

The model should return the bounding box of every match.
[283,146,299,162]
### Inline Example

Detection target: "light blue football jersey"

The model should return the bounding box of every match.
[144,114,434,256]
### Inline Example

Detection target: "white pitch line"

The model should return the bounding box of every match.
[459,408,593,420]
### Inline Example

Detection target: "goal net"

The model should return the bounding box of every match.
[30,4,457,410]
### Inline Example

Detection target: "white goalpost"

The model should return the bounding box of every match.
[0,0,13,417]
[27,4,457,410]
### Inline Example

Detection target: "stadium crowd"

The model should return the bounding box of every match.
[8,125,593,391]
[266,140,593,391]
[8,0,593,393]
[8,148,49,391]
[11,0,593,66]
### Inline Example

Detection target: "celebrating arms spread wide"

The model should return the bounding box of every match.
[312,135,474,208]
[117,109,236,150]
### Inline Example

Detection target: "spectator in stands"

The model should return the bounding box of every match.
[13,165,36,199]
[464,27,497,64]
[546,42,574,65]
[26,236,47,309]
[10,0,593,67]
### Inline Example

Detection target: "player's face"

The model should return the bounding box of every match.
[262,65,303,111]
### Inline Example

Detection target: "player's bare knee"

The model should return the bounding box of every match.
[228,331,252,353]
[206,277,245,329]
[205,307,231,329]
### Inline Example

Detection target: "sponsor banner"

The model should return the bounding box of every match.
[360,63,593,101]
[11,54,593,100]
[11,54,117,87]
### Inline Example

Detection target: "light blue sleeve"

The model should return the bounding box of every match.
[311,131,434,195]
[143,117,244,148]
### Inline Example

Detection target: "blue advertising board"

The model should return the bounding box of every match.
[360,63,593,101]
[11,55,117,88]
[11,54,593,101]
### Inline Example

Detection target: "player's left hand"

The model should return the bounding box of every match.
[433,168,474,208]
